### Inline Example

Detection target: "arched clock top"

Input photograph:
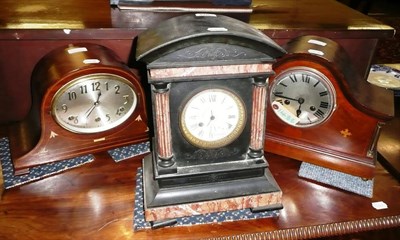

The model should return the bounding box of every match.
[136,13,286,65]
[278,35,394,121]
[32,43,130,99]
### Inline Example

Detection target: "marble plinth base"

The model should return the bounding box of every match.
[145,189,282,222]
[134,168,280,230]
[142,154,283,222]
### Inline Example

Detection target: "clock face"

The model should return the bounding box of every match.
[180,88,246,149]
[52,73,137,134]
[269,67,336,127]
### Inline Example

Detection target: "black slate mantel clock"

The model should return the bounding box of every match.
[136,13,286,225]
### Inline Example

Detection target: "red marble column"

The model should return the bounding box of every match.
[153,88,173,163]
[249,77,268,152]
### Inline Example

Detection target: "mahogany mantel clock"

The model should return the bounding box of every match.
[265,35,394,179]
[136,13,286,225]
[8,43,149,175]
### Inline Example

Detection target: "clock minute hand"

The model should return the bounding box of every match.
[84,105,96,119]
[273,93,299,102]
[85,92,102,118]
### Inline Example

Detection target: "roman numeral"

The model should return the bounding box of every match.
[279,82,288,87]
[302,74,310,83]
[289,74,298,82]
[198,129,204,137]
[221,97,226,104]
[319,91,328,97]
[313,81,320,87]
[209,94,216,102]
[314,109,325,118]
[320,101,329,108]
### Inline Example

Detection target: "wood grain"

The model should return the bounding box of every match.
[1,138,400,239]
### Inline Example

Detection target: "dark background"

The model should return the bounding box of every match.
[339,0,400,64]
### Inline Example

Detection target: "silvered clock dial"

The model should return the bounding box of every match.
[269,67,336,127]
[180,88,246,149]
[52,73,137,134]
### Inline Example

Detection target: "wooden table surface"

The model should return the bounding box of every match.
[0,129,399,240]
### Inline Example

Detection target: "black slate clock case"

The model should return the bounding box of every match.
[136,13,286,216]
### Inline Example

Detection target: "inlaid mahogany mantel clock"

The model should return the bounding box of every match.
[8,43,149,175]
[265,35,394,179]
[136,13,286,225]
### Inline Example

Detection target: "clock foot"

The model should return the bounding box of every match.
[250,203,283,213]
[150,219,177,229]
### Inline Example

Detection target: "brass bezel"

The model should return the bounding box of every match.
[180,87,246,149]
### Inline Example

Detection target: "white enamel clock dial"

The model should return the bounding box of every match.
[180,88,246,149]
[52,73,137,134]
[270,67,336,127]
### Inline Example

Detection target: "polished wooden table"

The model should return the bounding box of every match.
[0,128,399,239]
[1,0,399,239]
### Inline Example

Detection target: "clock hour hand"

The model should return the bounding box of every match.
[296,97,305,117]
[296,107,302,117]
[207,110,216,126]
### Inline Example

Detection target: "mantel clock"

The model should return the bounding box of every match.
[9,43,149,175]
[136,13,286,225]
[265,35,394,179]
